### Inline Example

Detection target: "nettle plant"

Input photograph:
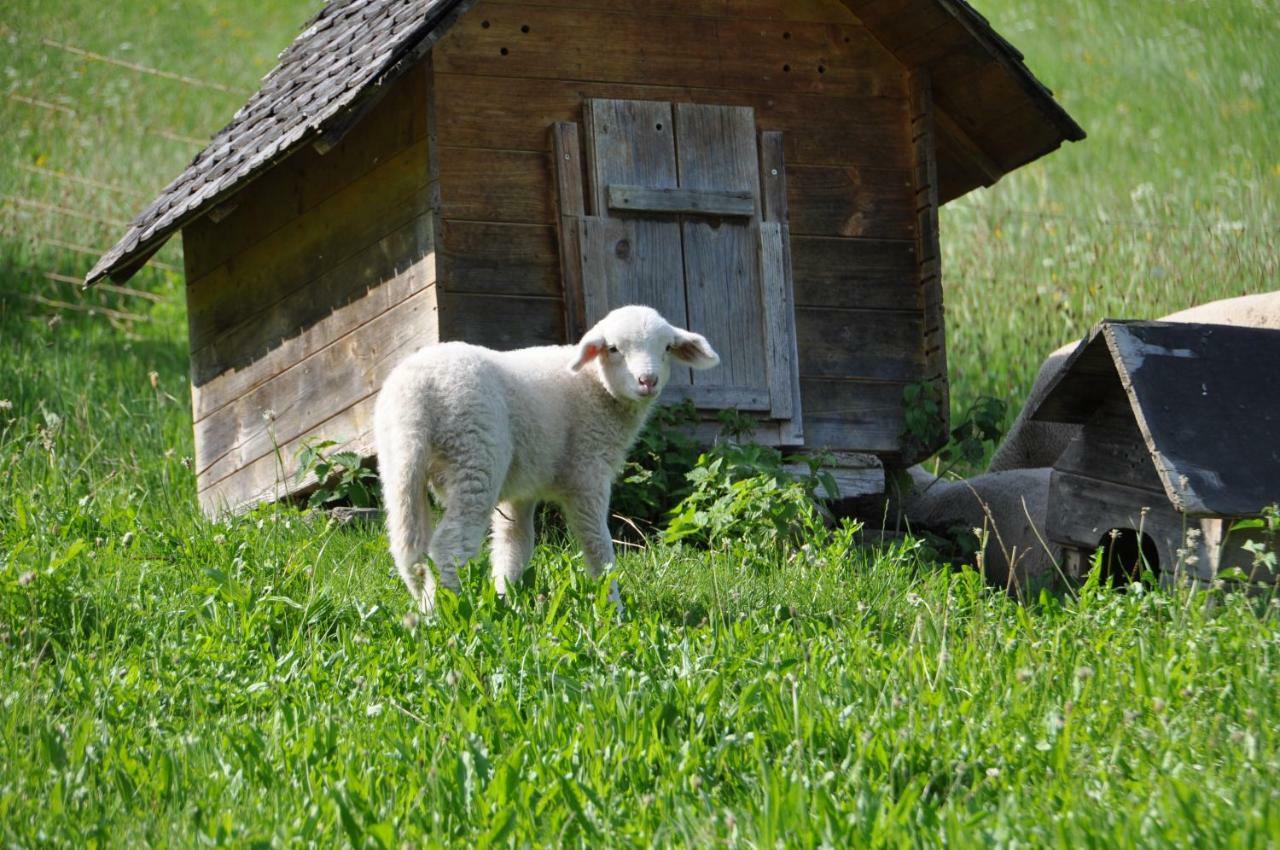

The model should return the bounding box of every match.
[294,439,381,510]
[612,399,702,530]
[663,412,840,557]
[901,381,1008,476]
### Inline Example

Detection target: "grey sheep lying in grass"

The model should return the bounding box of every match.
[373,305,720,614]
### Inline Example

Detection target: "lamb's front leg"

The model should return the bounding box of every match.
[490,500,535,598]
[563,485,623,612]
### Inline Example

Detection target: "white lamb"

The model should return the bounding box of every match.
[373,305,720,613]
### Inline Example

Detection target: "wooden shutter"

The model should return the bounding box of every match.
[554,98,803,444]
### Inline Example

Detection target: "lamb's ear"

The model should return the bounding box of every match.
[671,329,720,370]
[569,334,607,372]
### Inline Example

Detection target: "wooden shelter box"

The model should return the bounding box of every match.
[87,0,1083,516]
[1030,321,1280,588]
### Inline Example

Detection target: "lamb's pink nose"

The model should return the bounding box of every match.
[638,374,658,391]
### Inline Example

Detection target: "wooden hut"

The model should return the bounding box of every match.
[1030,321,1280,588]
[86,0,1084,516]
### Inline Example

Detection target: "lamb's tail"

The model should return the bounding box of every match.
[375,397,436,607]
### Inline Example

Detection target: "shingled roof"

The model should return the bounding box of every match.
[87,0,1083,286]
[85,0,469,285]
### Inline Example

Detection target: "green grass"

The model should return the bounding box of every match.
[2,0,1279,846]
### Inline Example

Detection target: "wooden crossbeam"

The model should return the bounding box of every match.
[606,184,755,218]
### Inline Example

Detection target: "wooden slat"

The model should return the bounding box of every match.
[787,164,916,238]
[436,291,564,349]
[760,131,804,444]
[438,220,559,297]
[676,102,767,397]
[432,73,912,168]
[662,383,770,411]
[433,4,724,89]
[795,307,923,382]
[910,70,949,423]
[186,139,431,352]
[798,378,908,453]
[436,146,553,224]
[183,66,429,280]
[759,222,795,421]
[607,185,755,217]
[550,121,587,340]
[195,285,438,484]
[790,235,918,310]
[191,213,435,418]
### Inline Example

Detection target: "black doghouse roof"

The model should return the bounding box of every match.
[1031,320,1280,517]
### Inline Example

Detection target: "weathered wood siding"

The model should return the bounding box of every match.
[183,65,437,516]
[429,0,933,455]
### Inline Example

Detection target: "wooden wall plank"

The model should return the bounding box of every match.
[195,286,438,485]
[475,0,858,21]
[436,146,553,223]
[715,17,902,98]
[186,139,431,351]
[910,72,947,384]
[787,164,915,238]
[436,291,564,349]
[1053,396,1167,495]
[183,66,429,280]
[795,307,923,382]
[433,73,911,168]
[1046,470,1181,559]
[799,378,907,452]
[438,220,559,297]
[790,235,917,310]
[191,213,435,417]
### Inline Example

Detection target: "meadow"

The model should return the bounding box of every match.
[2,0,1279,846]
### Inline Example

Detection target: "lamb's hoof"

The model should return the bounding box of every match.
[608,579,625,617]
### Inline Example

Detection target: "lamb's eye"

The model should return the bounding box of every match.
[607,345,619,354]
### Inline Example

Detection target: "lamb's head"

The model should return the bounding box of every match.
[568,305,720,403]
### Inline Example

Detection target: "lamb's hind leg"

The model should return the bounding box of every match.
[428,463,505,601]
[491,500,536,597]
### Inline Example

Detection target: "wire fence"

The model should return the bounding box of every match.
[0,29,233,320]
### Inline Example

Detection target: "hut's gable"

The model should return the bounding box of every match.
[424,0,937,452]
